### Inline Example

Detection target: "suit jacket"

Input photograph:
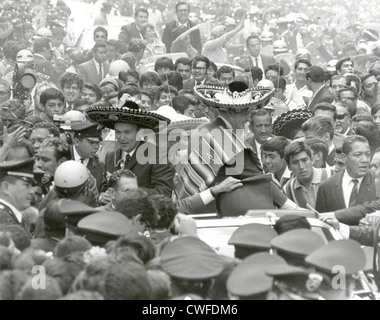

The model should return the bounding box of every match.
[236,54,275,73]
[0,200,30,235]
[307,85,334,113]
[316,171,377,216]
[326,148,336,167]
[118,22,143,53]
[70,146,105,192]
[77,59,110,86]
[104,142,175,198]
[162,19,202,54]
[182,76,222,92]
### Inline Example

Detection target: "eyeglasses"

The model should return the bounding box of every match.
[336,113,350,120]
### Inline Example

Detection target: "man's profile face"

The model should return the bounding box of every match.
[113,176,139,203]
[5,178,34,211]
[339,60,354,75]
[75,138,100,159]
[114,122,140,153]
[36,146,59,175]
[30,128,53,153]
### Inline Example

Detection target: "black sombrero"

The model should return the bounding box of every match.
[193,81,275,113]
[272,109,313,140]
[87,100,171,132]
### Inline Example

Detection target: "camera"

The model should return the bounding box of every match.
[12,62,37,102]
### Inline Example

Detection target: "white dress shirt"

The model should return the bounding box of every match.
[342,170,364,208]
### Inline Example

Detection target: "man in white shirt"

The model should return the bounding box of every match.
[316,135,376,214]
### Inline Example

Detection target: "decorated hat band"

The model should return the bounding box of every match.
[193,82,275,113]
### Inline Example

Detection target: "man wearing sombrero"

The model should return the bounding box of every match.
[174,81,300,215]
[87,98,175,198]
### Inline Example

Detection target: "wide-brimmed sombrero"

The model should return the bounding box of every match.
[272,109,313,140]
[87,100,171,132]
[193,81,275,113]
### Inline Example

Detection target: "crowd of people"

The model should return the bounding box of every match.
[2,0,380,301]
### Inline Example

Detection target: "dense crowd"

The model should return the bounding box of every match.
[1,0,380,301]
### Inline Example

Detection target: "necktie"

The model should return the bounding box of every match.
[349,179,359,207]
[98,63,103,81]
[80,158,85,164]
[125,154,131,164]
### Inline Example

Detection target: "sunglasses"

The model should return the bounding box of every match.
[336,113,350,120]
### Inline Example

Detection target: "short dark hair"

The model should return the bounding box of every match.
[59,72,84,91]
[174,57,191,70]
[342,135,369,155]
[128,38,146,54]
[139,71,162,88]
[154,57,174,73]
[284,140,313,166]
[156,85,178,101]
[216,65,235,79]
[40,88,65,106]
[353,123,379,147]
[305,137,329,163]
[119,69,140,83]
[32,122,60,137]
[250,108,272,123]
[336,57,354,72]
[93,26,108,38]
[83,83,102,101]
[306,66,325,83]
[261,136,290,158]
[337,86,358,101]
[314,102,337,121]
[92,43,107,53]
[265,63,284,76]
[270,76,286,90]
[330,75,349,87]
[159,71,183,91]
[294,58,312,70]
[248,66,263,82]
[149,195,177,229]
[302,116,335,140]
[246,35,261,47]
[175,1,190,11]
[134,7,149,18]
[191,55,210,70]
[171,95,192,114]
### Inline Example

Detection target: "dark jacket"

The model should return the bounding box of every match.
[162,19,202,54]
[307,85,334,113]
[103,142,175,198]
[316,171,377,215]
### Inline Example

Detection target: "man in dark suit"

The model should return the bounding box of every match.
[118,7,148,53]
[162,1,202,54]
[77,43,110,86]
[306,66,334,113]
[71,122,105,192]
[182,55,222,91]
[316,135,376,215]
[86,99,175,198]
[0,158,35,234]
[236,35,275,77]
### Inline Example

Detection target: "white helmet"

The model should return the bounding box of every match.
[273,40,288,54]
[107,60,130,78]
[60,111,86,130]
[35,27,53,39]
[54,161,89,189]
[16,49,34,62]
[257,79,275,88]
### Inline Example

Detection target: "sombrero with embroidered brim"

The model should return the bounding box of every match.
[87,100,171,132]
[193,81,275,113]
[272,109,313,140]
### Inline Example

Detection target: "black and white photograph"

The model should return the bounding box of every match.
[1,0,380,304]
